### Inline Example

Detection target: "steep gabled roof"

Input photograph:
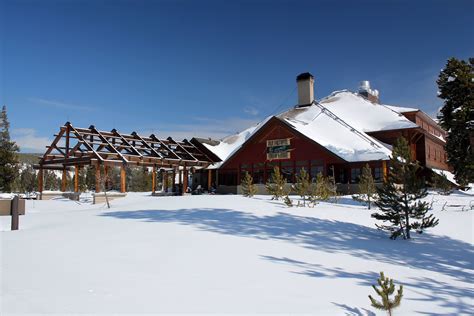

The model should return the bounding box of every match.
[319,91,419,132]
[203,100,392,167]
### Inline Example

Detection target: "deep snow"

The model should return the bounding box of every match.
[1,191,473,314]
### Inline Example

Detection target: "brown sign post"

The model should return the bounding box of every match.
[11,195,19,230]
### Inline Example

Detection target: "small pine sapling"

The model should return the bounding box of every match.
[309,173,330,203]
[265,166,287,200]
[326,175,338,204]
[241,171,257,197]
[295,168,311,206]
[372,137,439,239]
[283,195,293,207]
[369,272,403,316]
[431,172,452,195]
[353,164,377,209]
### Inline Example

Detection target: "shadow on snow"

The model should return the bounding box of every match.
[100,207,473,286]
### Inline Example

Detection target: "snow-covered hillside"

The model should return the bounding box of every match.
[1,192,473,314]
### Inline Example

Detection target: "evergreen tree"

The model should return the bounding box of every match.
[44,170,60,191]
[19,165,37,193]
[326,170,338,203]
[431,172,452,195]
[85,166,96,191]
[294,168,311,206]
[309,173,330,203]
[437,57,474,186]
[353,164,377,209]
[0,106,19,192]
[241,171,257,197]
[372,137,439,239]
[265,166,287,200]
[368,272,403,316]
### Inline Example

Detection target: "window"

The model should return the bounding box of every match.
[351,168,361,183]
[253,162,264,184]
[281,161,294,183]
[374,167,383,182]
[310,160,324,180]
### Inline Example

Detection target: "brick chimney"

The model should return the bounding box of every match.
[296,72,315,107]
[358,80,379,103]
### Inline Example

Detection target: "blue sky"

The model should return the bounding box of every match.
[1,0,473,152]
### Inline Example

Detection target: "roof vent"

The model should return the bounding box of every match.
[358,80,380,103]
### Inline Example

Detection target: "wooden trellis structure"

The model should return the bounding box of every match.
[35,122,220,195]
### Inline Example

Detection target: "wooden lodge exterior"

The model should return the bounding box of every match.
[192,74,451,194]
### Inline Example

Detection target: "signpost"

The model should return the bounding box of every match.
[0,195,25,230]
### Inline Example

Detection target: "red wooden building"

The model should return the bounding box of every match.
[193,73,452,193]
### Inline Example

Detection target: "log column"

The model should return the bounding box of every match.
[382,161,388,182]
[95,165,101,193]
[61,168,67,192]
[207,169,212,191]
[120,165,126,193]
[152,165,157,193]
[74,166,80,193]
[172,168,176,193]
[182,165,188,195]
[104,165,109,191]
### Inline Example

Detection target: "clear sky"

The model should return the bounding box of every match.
[1,0,473,152]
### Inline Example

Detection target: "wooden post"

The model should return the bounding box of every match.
[74,166,79,193]
[152,165,156,193]
[11,195,19,231]
[182,165,188,195]
[95,165,101,193]
[120,165,126,193]
[382,160,388,182]
[38,168,44,200]
[61,168,67,192]
[104,165,109,191]
[172,168,176,192]
[207,169,212,191]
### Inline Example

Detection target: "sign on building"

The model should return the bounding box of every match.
[266,138,291,160]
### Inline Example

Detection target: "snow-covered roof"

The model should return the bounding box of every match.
[276,103,391,162]
[319,91,419,132]
[384,104,419,113]
[203,116,272,169]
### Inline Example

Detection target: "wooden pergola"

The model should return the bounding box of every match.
[35,122,220,195]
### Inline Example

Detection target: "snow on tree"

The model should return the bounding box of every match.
[265,166,288,200]
[430,172,452,195]
[368,272,403,316]
[437,57,474,186]
[241,171,257,197]
[0,105,20,192]
[353,164,377,209]
[372,137,439,239]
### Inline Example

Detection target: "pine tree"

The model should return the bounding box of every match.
[431,172,452,195]
[368,272,403,316]
[372,137,439,239]
[327,166,338,203]
[241,171,257,197]
[353,164,377,209]
[19,165,37,193]
[294,168,311,206]
[437,57,474,186]
[0,106,20,192]
[265,166,287,200]
[309,173,330,203]
[43,170,60,190]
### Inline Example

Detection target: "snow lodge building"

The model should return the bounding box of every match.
[192,73,451,194]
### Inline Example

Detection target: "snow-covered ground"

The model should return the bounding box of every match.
[1,191,473,315]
